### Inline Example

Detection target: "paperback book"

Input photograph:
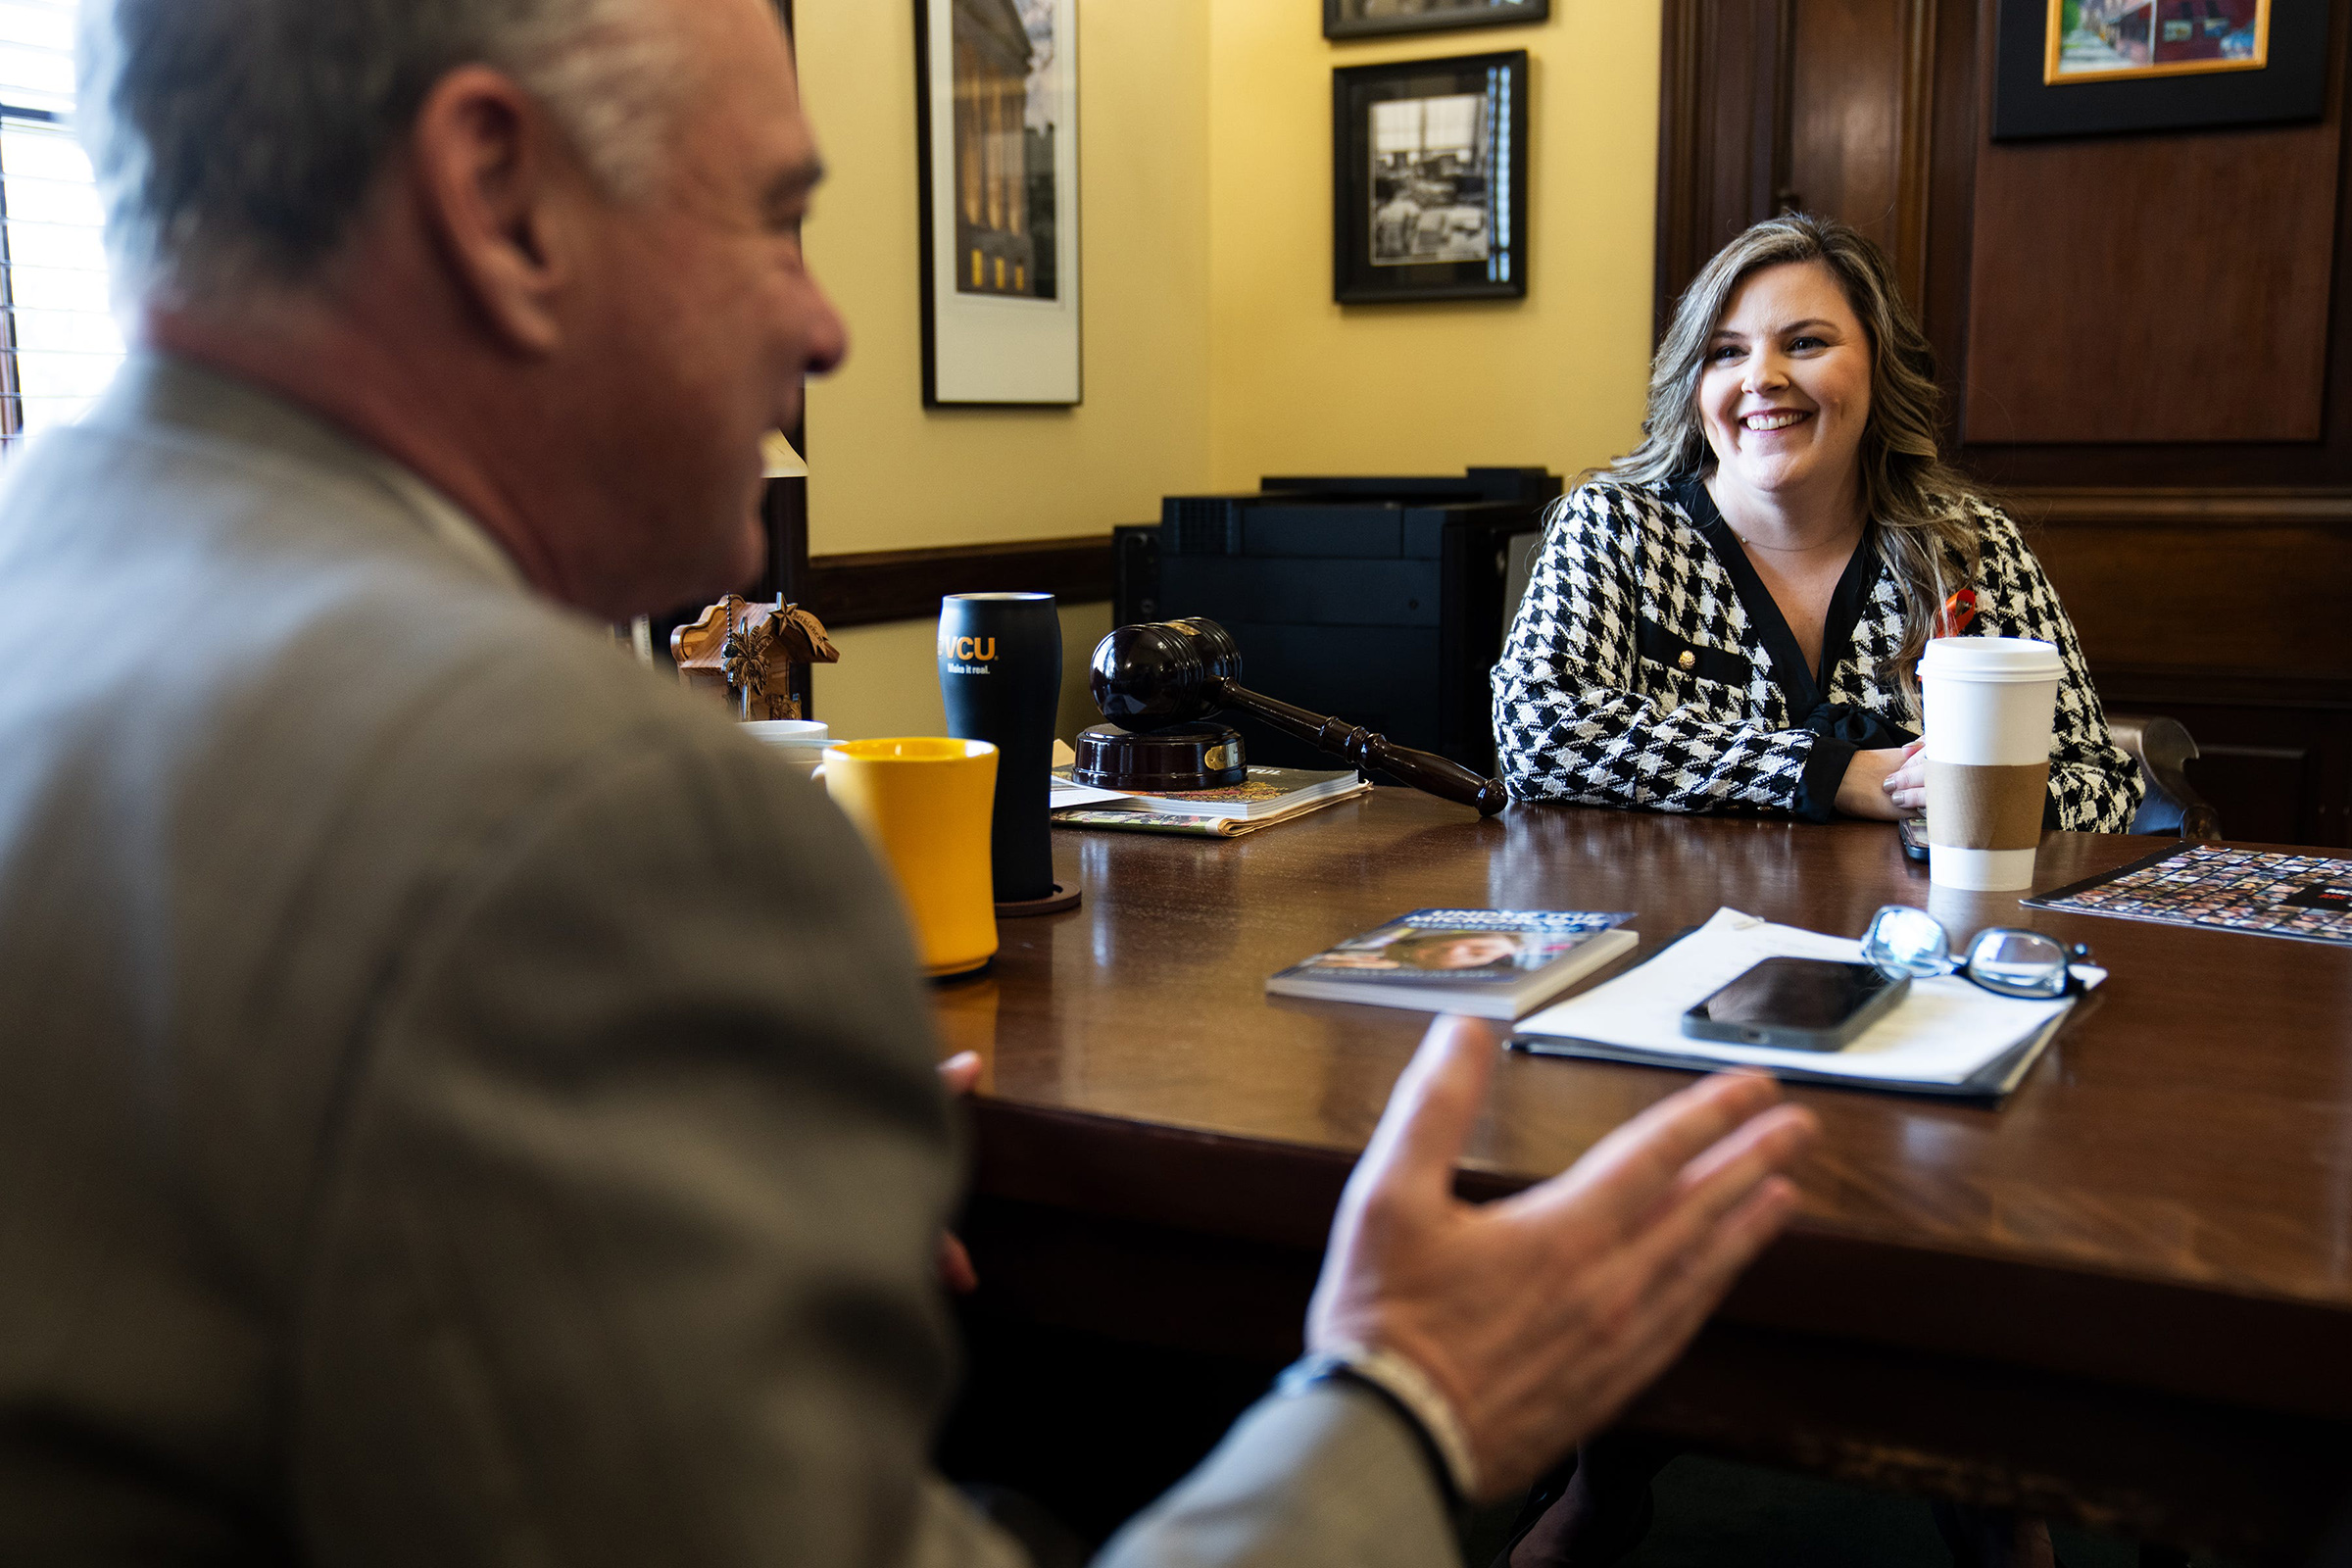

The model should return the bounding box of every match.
[1267,909,1639,1020]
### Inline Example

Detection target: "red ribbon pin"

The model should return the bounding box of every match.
[1935,588,1979,639]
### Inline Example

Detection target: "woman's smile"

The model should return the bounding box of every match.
[1696,259,1874,514]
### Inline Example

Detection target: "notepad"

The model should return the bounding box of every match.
[1509,908,2102,1099]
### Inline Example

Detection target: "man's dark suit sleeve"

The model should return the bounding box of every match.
[289,733,1456,1568]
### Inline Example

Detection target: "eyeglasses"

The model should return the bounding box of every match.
[1861,906,2094,1001]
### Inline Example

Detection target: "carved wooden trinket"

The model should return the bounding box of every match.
[670,596,841,720]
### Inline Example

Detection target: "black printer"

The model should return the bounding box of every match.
[1114,467,1561,776]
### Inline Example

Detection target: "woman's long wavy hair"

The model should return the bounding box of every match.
[1601,213,1981,714]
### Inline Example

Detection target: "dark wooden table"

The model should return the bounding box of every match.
[936,792,2352,1560]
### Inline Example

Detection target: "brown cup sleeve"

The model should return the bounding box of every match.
[1926,760,2049,851]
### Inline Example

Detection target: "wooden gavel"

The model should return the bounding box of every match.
[1089,618,1508,816]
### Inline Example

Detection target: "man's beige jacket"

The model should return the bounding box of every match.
[0,358,1456,1567]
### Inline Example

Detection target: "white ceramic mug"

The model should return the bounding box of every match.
[743,719,829,774]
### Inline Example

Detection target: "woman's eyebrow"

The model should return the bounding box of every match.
[1777,318,1838,334]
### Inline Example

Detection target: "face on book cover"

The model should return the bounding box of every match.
[1398,933,1521,970]
[1696,259,1874,516]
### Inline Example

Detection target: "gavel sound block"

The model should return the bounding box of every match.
[1089,618,1508,816]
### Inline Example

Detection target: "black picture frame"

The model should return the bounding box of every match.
[1333,50,1530,305]
[1991,0,2328,141]
[912,0,1083,407]
[1324,0,1549,41]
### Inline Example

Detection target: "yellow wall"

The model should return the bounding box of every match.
[815,604,1112,746]
[1205,0,1663,488]
[793,0,1663,740]
[796,0,1212,557]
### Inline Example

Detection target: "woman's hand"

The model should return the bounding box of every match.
[1836,742,1924,821]
[1884,741,1926,816]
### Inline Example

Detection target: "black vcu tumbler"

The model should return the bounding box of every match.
[939,592,1061,905]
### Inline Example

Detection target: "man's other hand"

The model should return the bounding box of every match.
[937,1052,982,1294]
[1305,1017,1818,1502]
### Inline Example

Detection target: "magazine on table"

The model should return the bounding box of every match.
[2026,844,2352,949]
[1052,765,1364,822]
[1051,791,1369,838]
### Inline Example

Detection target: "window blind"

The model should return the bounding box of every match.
[1,0,123,456]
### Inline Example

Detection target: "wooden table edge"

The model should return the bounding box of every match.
[969,1095,2352,1428]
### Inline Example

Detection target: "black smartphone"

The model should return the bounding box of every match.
[1682,957,1910,1053]
[1896,817,1930,862]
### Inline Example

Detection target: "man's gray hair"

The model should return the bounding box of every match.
[77,0,686,301]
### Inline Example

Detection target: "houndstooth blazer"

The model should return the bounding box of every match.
[1491,476,2143,830]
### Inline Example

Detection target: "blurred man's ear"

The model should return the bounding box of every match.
[406,65,580,356]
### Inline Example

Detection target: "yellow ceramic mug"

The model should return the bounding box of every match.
[820,738,999,978]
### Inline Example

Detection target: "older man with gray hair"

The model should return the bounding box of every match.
[0,0,1817,1562]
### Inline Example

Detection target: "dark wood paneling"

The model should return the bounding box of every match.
[1655,0,1791,338]
[1962,115,2342,445]
[1786,0,1936,308]
[2014,489,2352,845]
[1922,0,1983,420]
[2185,743,2321,847]
[802,534,1113,628]
[1655,0,2352,479]
[2101,676,2352,847]
[2014,490,2352,674]
[761,475,808,605]
[1948,0,2352,487]
[1788,0,1904,246]
[1665,0,2352,472]
[1656,0,1939,335]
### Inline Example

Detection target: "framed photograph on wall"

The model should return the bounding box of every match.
[914,0,1081,406]
[1333,51,1529,305]
[1324,0,1548,41]
[1991,0,2328,139]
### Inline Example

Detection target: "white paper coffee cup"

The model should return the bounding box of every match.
[1919,637,2062,892]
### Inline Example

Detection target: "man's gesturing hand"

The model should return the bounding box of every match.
[1305,1016,1818,1502]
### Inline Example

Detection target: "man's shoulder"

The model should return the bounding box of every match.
[12,408,655,706]
[0,386,802,919]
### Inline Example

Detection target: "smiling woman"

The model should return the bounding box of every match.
[1490,213,2143,832]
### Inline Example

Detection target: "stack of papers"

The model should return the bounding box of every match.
[1510,908,2104,1099]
